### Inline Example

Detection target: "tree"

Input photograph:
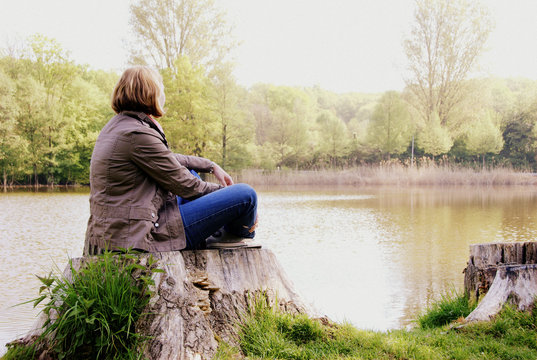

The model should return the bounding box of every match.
[161,56,218,158]
[316,111,349,166]
[367,92,413,159]
[129,0,235,71]
[0,35,121,185]
[57,74,114,183]
[501,110,537,169]
[211,63,254,169]
[15,75,49,186]
[417,111,453,156]
[264,86,312,168]
[465,111,503,168]
[404,0,492,127]
[0,68,28,189]
[23,34,78,185]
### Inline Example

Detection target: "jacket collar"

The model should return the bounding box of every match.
[120,111,169,148]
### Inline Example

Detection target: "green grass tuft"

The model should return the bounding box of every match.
[3,250,160,360]
[2,343,37,360]
[418,290,476,329]
[222,294,537,360]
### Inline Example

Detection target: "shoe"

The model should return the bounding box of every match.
[206,241,248,249]
[241,239,262,249]
[205,228,262,249]
[206,240,262,249]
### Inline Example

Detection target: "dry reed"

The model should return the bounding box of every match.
[234,164,537,187]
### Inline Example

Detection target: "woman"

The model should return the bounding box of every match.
[84,66,258,255]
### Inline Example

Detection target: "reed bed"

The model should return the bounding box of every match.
[235,165,537,187]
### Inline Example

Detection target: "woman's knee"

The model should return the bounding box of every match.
[232,183,257,206]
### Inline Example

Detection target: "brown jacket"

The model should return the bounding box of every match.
[83,111,221,254]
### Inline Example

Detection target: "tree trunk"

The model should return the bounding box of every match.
[222,123,227,169]
[466,265,537,322]
[464,242,537,322]
[13,249,309,360]
[463,242,537,302]
[411,135,415,167]
[33,163,39,189]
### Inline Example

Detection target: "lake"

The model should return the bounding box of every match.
[1,185,536,354]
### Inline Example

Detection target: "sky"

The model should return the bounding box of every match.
[1,0,537,93]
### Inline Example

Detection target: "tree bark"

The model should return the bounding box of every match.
[466,264,537,322]
[2,168,6,192]
[464,242,537,322]
[13,249,309,360]
[464,242,537,302]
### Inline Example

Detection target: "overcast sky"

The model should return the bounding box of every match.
[1,0,537,93]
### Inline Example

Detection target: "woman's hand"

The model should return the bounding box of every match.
[212,163,234,187]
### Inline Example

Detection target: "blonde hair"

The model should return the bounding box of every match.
[111,66,165,117]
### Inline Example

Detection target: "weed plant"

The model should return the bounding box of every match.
[212,295,537,359]
[3,251,162,360]
[2,343,37,360]
[417,290,476,329]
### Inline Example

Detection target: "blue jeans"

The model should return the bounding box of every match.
[178,172,257,249]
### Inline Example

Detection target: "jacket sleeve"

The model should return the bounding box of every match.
[174,154,215,173]
[130,132,221,199]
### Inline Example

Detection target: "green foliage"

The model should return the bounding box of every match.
[239,298,337,359]
[2,343,37,360]
[501,110,537,169]
[211,340,241,360]
[418,290,476,329]
[223,295,537,360]
[210,62,255,169]
[2,32,537,183]
[367,91,413,158]
[249,85,315,168]
[0,35,118,186]
[316,110,349,166]
[20,251,160,359]
[418,112,454,156]
[465,111,504,158]
[162,56,218,158]
[0,68,28,187]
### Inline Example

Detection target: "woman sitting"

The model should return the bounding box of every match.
[84,66,258,255]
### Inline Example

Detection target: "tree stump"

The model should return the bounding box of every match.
[12,249,309,360]
[464,242,537,302]
[464,242,537,322]
[466,264,537,322]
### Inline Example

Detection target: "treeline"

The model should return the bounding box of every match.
[0,35,116,186]
[1,35,536,187]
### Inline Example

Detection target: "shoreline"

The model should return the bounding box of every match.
[235,166,537,187]
[2,166,537,190]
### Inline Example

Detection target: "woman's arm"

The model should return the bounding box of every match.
[131,133,221,198]
[174,154,233,187]
[212,163,234,187]
[174,154,213,172]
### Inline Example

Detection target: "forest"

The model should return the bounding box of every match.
[0,0,536,186]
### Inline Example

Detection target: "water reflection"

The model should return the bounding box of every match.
[255,186,537,329]
[0,191,89,353]
[1,186,536,353]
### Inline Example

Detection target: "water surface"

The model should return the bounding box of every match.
[1,185,536,354]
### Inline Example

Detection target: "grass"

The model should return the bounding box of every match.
[235,164,537,186]
[5,255,537,359]
[212,293,537,360]
[417,290,476,329]
[3,251,162,360]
